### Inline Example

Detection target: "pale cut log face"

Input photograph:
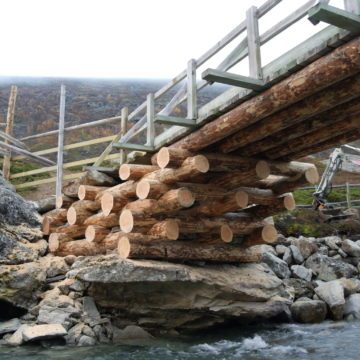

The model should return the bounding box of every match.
[119,164,130,180]
[262,224,278,243]
[283,194,296,211]
[235,191,249,208]
[48,236,59,252]
[85,226,95,242]
[119,210,133,233]
[157,147,170,169]
[78,185,86,200]
[118,236,131,258]
[255,160,270,179]
[194,155,210,173]
[67,207,77,225]
[136,181,150,200]
[305,167,319,184]
[220,225,233,243]
[178,188,195,207]
[165,220,179,240]
[101,192,114,216]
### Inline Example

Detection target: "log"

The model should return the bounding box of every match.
[56,195,75,209]
[265,112,360,160]
[171,37,360,152]
[48,233,73,253]
[147,220,179,240]
[78,185,108,201]
[187,190,249,217]
[42,208,68,235]
[220,74,360,153]
[55,224,87,239]
[244,193,296,218]
[267,161,319,183]
[124,188,194,216]
[119,164,159,181]
[117,236,262,263]
[50,239,105,257]
[67,207,94,226]
[84,212,119,228]
[101,192,129,216]
[142,155,209,184]
[35,196,56,214]
[286,128,360,160]
[62,179,81,198]
[136,180,171,200]
[152,147,270,175]
[95,180,137,201]
[235,96,360,156]
[85,225,111,243]
[241,224,278,247]
[119,209,159,233]
[257,173,317,194]
[80,168,117,186]
[70,200,100,212]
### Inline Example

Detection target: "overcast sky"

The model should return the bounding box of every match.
[0,0,343,79]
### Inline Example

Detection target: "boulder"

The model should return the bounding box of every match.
[83,296,101,321]
[262,252,291,279]
[0,318,21,335]
[339,278,360,296]
[290,237,318,259]
[315,280,345,320]
[275,245,287,256]
[283,248,292,265]
[22,324,67,342]
[305,253,357,281]
[68,255,291,332]
[5,324,30,346]
[344,293,360,319]
[112,325,153,342]
[290,299,327,323]
[342,239,360,257]
[283,278,314,300]
[324,236,341,250]
[291,265,312,282]
[289,245,304,264]
[78,334,96,346]
[39,256,69,279]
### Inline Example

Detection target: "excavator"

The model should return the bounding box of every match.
[312,144,360,222]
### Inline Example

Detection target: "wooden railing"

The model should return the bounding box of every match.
[4,0,359,192]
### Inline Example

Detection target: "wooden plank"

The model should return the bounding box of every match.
[56,84,66,199]
[21,115,121,141]
[344,0,360,15]
[146,93,155,148]
[120,107,128,164]
[15,172,86,189]
[202,69,265,90]
[10,153,122,179]
[308,3,360,33]
[246,6,262,79]
[13,135,117,160]
[113,143,154,152]
[187,59,197,119]
[2,86,17,180]
[0,129,27,149]
[155,115,197,127]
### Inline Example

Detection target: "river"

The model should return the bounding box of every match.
[1,320,360,360]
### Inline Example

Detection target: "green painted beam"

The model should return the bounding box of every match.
[202,68,265,91]
[308,4,360,33]
[112,142,155,152]
[155,115,197,127]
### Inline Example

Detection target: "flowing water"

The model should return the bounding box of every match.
[1,320,360,360]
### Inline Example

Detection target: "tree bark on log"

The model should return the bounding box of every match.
[147,219,179,240]
[50,239,106,257]
[95,180,137,201]
[55,224,87,239]
[80,168,117,186]
[235,97,360,157]
[56,195,75,209]
[62,179,81,198]
[171,38,360,152]
[265,112,360,160]
[285,129,360,161]
[241,224,278,247]
[117,236,263,263]
[211,168,267,189]
[42,208,68,235]
[78,185,108,201]
[36,196,56,214]
[219,74,360,153]
[136,180,171,200]
[119,164,159,181]
[101,192,129,216]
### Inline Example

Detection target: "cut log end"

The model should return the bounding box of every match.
[119,164,131,180]
[194,155,210,173]
[136,180,150,200]
[85,226,96,242]
[235,191,249,208]
[157,147,171,169]
[178,188,195,207]
[119,209,134,233]
[85,225,110,243]
[55,196,63,209]
[118,236,131,258]
[256,160,270,179]
[78,185,86,200]
[42,217,51,235]
[305,167,319,184]
[67,207,77,226]
[48,234,60,252]
[261,224,278,244]
[159,219,179,240]
[283,193,296,211]
[220,224,233,243]
[101,192,114,216]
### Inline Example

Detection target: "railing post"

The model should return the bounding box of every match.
[120,107,128,164]
[2,85,17,180]
[187,59,197,120]
[346,182,351,208]
[344,0,360,14]
[146,93,155,148]
[56,84,66,202]
[246,6,263,79]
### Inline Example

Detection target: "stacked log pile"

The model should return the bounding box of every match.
[42,149,319,263]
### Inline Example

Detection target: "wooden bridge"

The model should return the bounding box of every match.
[3,0,360,263]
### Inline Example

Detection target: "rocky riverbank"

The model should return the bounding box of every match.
[1,173,360,347]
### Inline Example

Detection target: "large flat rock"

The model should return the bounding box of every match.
[69,255,291,331]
